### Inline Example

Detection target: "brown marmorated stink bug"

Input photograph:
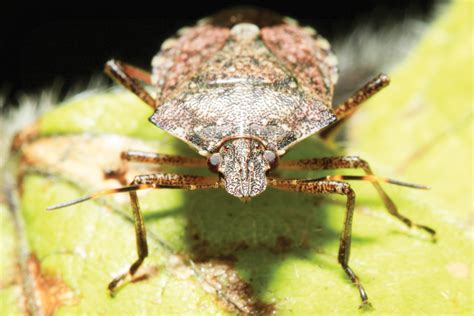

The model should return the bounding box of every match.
[48,8,436,308]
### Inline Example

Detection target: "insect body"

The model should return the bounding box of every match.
[48,8,435,308]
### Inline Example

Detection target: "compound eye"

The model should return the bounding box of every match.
[208,153,221,172]
[263,150,278,168]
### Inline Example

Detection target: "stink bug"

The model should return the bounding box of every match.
[48,7,435,308]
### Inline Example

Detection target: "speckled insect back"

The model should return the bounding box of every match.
[150,10,337,156]
[48,7,436,309]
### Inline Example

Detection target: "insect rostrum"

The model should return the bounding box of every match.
[48,7,435,308]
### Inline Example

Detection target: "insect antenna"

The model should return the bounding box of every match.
[46,184,156,210]
[301,175,430,189]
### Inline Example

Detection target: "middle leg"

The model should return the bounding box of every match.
[104,151,207,185]
[279,156,436,238]
[121,150,207,167]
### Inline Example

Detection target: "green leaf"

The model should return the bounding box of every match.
[1,1,472,314]
[0,205,23,316]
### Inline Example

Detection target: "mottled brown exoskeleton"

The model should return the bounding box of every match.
[48,8,435,308]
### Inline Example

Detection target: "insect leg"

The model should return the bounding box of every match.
[320,74,390,140]
[109,173,220,294]
[121,150,207,167]
[107,181,148,294]
[47,173,220,294]
[269,178,371,308]
[104,151,208,184]
[114,62,152,84]
[104,59,156,108]
[279,156,436,238]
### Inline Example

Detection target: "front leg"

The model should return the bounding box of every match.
[280,156,436,238]
[47,173,221,294]
[269,178,371,308]
[108,173,221,294]
[107,180,148,294]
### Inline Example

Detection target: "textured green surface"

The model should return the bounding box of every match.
[0,205,23,316]
[347,1,473,313]
[1,1,472,315]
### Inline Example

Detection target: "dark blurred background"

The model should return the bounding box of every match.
[0,1,441,110]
